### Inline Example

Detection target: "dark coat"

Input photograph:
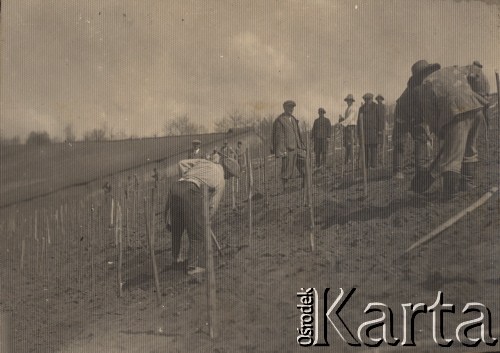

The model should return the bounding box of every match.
[311,116,332,140]
[272,113,305,156]
[358,101,384,145]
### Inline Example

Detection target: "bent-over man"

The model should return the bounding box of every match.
[165,157,240,275]
[409,61,489,198]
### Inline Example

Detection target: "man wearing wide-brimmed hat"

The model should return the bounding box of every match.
[409,60,488,198]
[165,156,240,275]
[272,100,306,190]
[358,93,384,168]
[311,107,332,168]
[188,139,203,159]
[338,94,358,166]
[392,60,439,180]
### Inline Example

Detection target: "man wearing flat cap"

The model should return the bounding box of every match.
[188,139,203,159]
[311,107,332,168]
[272,100,306,190]
[338,94,358,167]
[165,156,240,275]
[409,60,489,198]
[358,93,384,168]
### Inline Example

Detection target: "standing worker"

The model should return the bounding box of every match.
[165,157,240,275]
[358,93,384,168]
[188,139,203,159]
[220,140,236,159]
[235,141,247,172]
[338,94,358,167]
[272,100,306,191]
[311,108,332,169]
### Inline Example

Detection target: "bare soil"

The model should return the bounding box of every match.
[1,115,499,353]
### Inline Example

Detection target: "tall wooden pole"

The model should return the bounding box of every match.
[246,148,253,246]
[116,202,123,298]
[358,113,368,197]
[202,184,218,339]
[332,126,336,176]
[144,198,161,303]
[305,135,315,252]
[262,146,268,207]
[495,71,499,125]
[231,177,236,211]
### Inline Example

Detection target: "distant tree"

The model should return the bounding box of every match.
[0,129,21,145]
[11,136,21,145]
[26,131,52,145]
[63,124,76,142]
[164,115,206,136]
[83,128,108,141]
[214,110,251,132]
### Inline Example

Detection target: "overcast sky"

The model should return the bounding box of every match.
[1,0,499,140]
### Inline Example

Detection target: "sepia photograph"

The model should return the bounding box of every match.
[0,0,499,352]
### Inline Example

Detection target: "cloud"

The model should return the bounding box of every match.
[1,0,499,139]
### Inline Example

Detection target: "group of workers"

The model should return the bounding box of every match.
[165,58,491,276]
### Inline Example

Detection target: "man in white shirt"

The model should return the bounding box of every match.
[165,157,240,275]
[338,94,358,166]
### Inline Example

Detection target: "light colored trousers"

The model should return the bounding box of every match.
[431,109,483,177]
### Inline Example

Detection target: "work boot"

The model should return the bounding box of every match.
[442,171,461,200]
[410,171,435,194]
[459,162,478,191]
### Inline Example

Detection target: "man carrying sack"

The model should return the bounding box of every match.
[409,60,489,199]
[165,156,240,275]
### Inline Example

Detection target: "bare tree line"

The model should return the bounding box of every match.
[1,108,353,146]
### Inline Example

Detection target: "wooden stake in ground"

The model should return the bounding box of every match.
[405,186,499,254]
[34,210,38,241]
[60,204,66,238]
[332,125,336,177]
[0,309,13,353]
[89,205,95,298]
[116,202,124,298]
[202,184,218,339]
[304,135,316,252]
[495,70,499,125]
[110,197,115,227]
[20,238,26,272]
[151,188,156,244]
[358,113,368,197]
[45,214,51,245]
[246,147,253,245]
[144,198,161,303]
[231,177,236,210]
[274,156,279,195]
[262,147,268,207]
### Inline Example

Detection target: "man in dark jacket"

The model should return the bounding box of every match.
[272,100,306,189]
[392,61,437,180]
[409,61,488,198]
[358,93,384,168]
[311,107,332,168]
